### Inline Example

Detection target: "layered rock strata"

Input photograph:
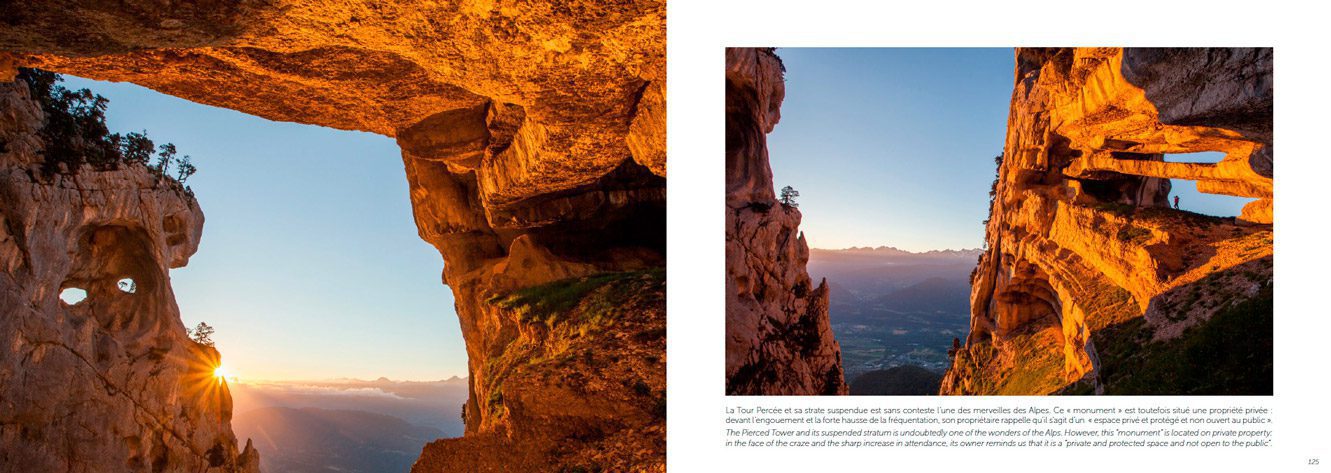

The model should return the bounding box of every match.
[0,80,258,472]
[725,48,846,395]
[942,48,1273,395]
[2,1,664,470]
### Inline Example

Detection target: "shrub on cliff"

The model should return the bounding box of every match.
[779,185,799,207]
[186,322,216,347]
[17,68,198,190]
[981,152,1002,228]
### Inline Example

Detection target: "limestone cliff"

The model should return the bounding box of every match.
[3,1,664,470]
[0,80,258,472]
[942,48,1273,395]
[725,48,846,395]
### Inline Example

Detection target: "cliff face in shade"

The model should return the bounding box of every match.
[2,1,664,470]
[941,48,1273,395]
[725,48,846,396]
[0,81,259,472]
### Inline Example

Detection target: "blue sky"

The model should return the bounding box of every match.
[767,48,1013,251]
[767,48,1251,251]
[1164,152,1255,217]
[63,76,466,382]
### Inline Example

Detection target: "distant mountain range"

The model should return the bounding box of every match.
[815,246,982,258]
[230,377,468,473]
[809,246,981,314]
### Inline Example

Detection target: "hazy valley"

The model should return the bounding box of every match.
[808,247,980,392]
[230,378,468,473]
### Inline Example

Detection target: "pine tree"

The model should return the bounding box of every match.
[176,155,197,184]
[779,185,800,207]
[189,322,215,347]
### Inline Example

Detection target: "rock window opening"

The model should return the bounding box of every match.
[1062,151,1171,209]
[59,287,88,305]
[1163,151,1227,165]
[1163,152,1256,218]
[1074,173,1168,208]
[117,278,137,293]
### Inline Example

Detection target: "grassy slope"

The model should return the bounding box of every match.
[1091,283,1273,395]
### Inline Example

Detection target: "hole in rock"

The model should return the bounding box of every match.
[62,225,160,332]
[60,287,88,305]
[1077,173,1165,207]
[55,72,477,471]
[1163,152,1257,218]
[1070,152,1172,209]
[1163,151,1226,165]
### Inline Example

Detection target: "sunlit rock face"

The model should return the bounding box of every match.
[1,0,666,198]
[2,1,664,469]
[0,80,258,472]
[724,48,846,395]
[404,152,664,471]
[941,48,1273,395]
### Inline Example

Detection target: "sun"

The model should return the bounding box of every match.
[213,365,233,382]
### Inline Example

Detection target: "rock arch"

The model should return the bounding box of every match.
[1,1,665,471]
[942,48,1273,395]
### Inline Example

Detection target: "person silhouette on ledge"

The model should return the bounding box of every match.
[1173,195,1180,209]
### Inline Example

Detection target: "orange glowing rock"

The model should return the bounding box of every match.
[940,48,1273,395]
